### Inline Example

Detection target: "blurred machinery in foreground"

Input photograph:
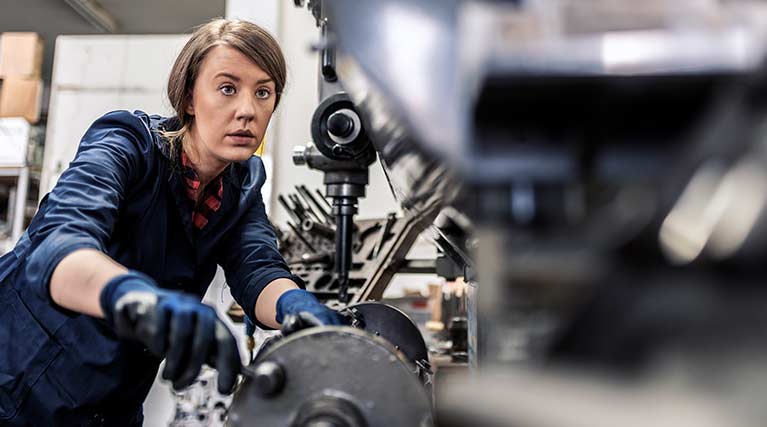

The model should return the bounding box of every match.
[232,0,767,426]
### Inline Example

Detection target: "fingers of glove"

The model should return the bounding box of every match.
[299,312,325,327]
[172,306,216,390]
[275,289,320,324]
[113,292,158,339]
[280,313,304,335]
[281,312,323,335]
[213,321,241,395]
[144,302,170,356]
[316,307,343,326]
[162,305,195,385]
[302,305,343,326]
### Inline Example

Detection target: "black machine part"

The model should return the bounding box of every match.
[228,327,433,427]
[295,92,378,304]
[343,302,429,366]
[310,93,374,163]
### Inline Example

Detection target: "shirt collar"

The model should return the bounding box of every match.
[150,115,244,189]
[180,149,227,201]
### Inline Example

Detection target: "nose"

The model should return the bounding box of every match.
[235,94,257,123]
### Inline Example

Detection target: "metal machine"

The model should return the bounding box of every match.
[229,302,433,427]
[232,0,767,426]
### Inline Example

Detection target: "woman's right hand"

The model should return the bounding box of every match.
[99,271,241,394]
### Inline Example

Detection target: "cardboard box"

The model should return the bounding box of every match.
[0,78,43,123]
[0,33,44,78]
[0,117,30,167]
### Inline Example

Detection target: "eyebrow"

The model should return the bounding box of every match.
[214,72,273,85]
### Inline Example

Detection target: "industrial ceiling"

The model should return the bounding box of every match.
[0,0,226,82]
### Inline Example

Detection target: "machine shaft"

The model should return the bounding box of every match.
[333,196,357,303]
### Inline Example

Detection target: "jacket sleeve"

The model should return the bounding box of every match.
[22,111,149,303]
[216,163,304,329]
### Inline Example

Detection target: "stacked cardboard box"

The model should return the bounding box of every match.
[0,32,44,124]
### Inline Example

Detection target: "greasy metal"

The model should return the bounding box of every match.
[345,302,429,365]
[371,212,396,259]
[353,205,440,303]
[275,186,437,306]
[310,93,373,162]
[228,327,433,427]
[298,185,334,224]
[249,361,285,397]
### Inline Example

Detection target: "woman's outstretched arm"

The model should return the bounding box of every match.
[50,248,128,317]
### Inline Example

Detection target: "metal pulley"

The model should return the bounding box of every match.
[228,327,433,427]
[343,302,429,367]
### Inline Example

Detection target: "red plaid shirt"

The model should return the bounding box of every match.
[181,151,224,229]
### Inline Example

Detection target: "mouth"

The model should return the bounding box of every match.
[227,130,257,146]
[228,130,255,138]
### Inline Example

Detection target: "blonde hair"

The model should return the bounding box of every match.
[162,19,287,153]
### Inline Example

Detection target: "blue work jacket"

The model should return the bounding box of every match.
[0,110,300,426]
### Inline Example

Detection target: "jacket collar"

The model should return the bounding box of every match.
[147,115,232,177]
[149,115,180,161]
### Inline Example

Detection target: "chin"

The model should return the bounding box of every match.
[221,146,259,163]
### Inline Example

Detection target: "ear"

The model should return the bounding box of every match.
[185,91,195,116]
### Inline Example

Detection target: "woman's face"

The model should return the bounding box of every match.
[185,44,277,166]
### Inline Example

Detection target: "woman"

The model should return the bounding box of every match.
[0,19,339,426]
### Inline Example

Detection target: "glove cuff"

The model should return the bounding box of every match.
[99,270,158,326]
[275,289,319,324]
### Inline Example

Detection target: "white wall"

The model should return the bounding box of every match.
[41,35,189,198]
[225,0,279,31]
[266,1,323,223]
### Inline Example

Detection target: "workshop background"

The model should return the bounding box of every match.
[0,1,441,425]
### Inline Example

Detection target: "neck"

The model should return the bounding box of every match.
[182,129,228,187]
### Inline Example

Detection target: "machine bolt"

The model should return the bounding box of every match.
[327,111,355,138]
[332,144,347,157]
[293,145,308,166]
[252,361,285,397]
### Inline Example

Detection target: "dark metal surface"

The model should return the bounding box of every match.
[278,215,387,302]
[353,206,439,303]
[345,302,429,365]
[323,0,464,162]
[284,2,767,426]
[296,91,381,304]
[323,0,767,174]
[310,93,374,163]
[228,327,433,427]
[274,189,437,306]
[316,0,767,275]
[315,1,467,277]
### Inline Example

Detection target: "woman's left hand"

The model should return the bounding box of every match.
[275,289,344,334]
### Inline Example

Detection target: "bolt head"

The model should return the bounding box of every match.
[252,361,285,397]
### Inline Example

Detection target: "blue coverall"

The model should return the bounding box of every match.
[0,110,301,426]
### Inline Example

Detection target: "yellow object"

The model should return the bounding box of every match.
[255,133,267,156]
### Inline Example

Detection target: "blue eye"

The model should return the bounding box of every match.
[220,85,236,96]
[256,88,272,100]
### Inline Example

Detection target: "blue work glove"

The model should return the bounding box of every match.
[99,271,241,394]
[275,289,343,334]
